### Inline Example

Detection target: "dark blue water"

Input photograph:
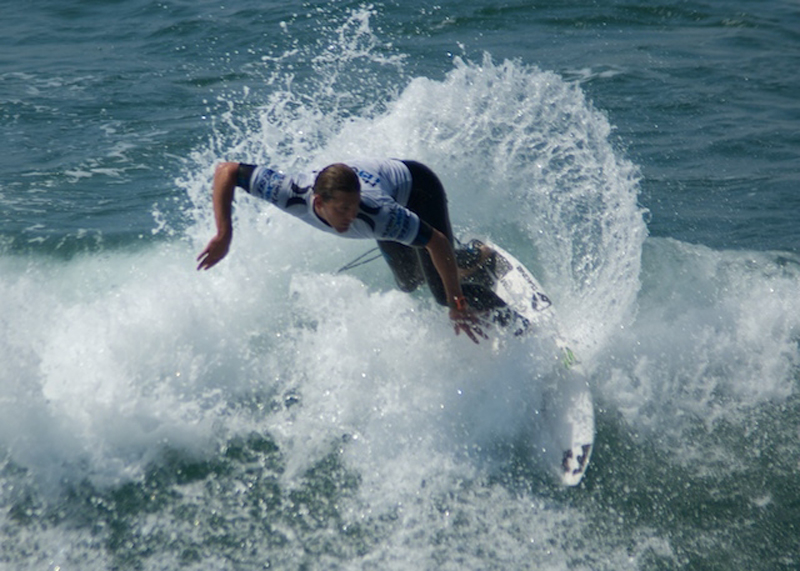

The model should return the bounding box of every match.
[2,1,799,569]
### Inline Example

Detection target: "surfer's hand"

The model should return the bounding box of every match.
[450,307,488,344]
[197,232,231,270]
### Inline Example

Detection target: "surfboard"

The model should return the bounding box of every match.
[458,239,595,486]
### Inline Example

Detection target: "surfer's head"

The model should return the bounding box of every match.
[314,163,360,200]
[313,163,361,233]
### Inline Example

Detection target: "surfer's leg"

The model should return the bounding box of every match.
[402,161,454,241]
[378,240,424,292]
[402,161,453,306]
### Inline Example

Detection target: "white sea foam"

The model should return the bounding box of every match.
[2,7,799,569]
[596,238,800,464]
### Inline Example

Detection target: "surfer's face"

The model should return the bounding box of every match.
[315,190,360,233]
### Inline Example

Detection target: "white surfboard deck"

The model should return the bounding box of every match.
[462,240,595,486]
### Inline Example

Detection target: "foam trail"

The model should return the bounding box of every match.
[597,239,800,458]
[178,52,649,490]
[188,50,647,359]
[5,4,800,570]
[0,36,676,569]
[321,55,648,358]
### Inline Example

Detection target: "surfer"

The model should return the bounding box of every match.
[197,159,487,344]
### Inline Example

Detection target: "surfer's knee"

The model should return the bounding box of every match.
[390,264,424,292]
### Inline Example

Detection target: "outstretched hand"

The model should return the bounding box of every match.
[450,307,489,344]
[196,233,231,271]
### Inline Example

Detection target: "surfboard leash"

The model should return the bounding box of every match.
[336,247,382,274]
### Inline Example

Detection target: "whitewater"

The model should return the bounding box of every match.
[2,3,799,570]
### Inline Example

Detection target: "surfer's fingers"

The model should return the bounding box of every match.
[197,235,230,270]
[196,247,214,270]
[470,324,488,343]
[465,315,490,340]
[469,324,488,343]
[462,326,480,344]
[453,321,483,344]
[197,251,223,271]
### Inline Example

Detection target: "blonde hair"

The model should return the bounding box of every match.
[313,163,360,201]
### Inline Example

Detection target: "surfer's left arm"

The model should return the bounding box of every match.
[425,229,487,344]
[197,162,238,271]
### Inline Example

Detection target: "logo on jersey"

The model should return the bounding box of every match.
[357,169,381,188]
[383,206,412,241]
[285,182,311,209]
[252,169,286,204]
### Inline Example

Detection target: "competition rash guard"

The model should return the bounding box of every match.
[239,158,433,247]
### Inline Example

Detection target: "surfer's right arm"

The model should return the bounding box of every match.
[424,228,488,344]
[197,162,238,271]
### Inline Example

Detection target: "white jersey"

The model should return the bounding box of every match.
[243,158,428,246]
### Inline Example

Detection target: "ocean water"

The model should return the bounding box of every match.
[1,1,799,569]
